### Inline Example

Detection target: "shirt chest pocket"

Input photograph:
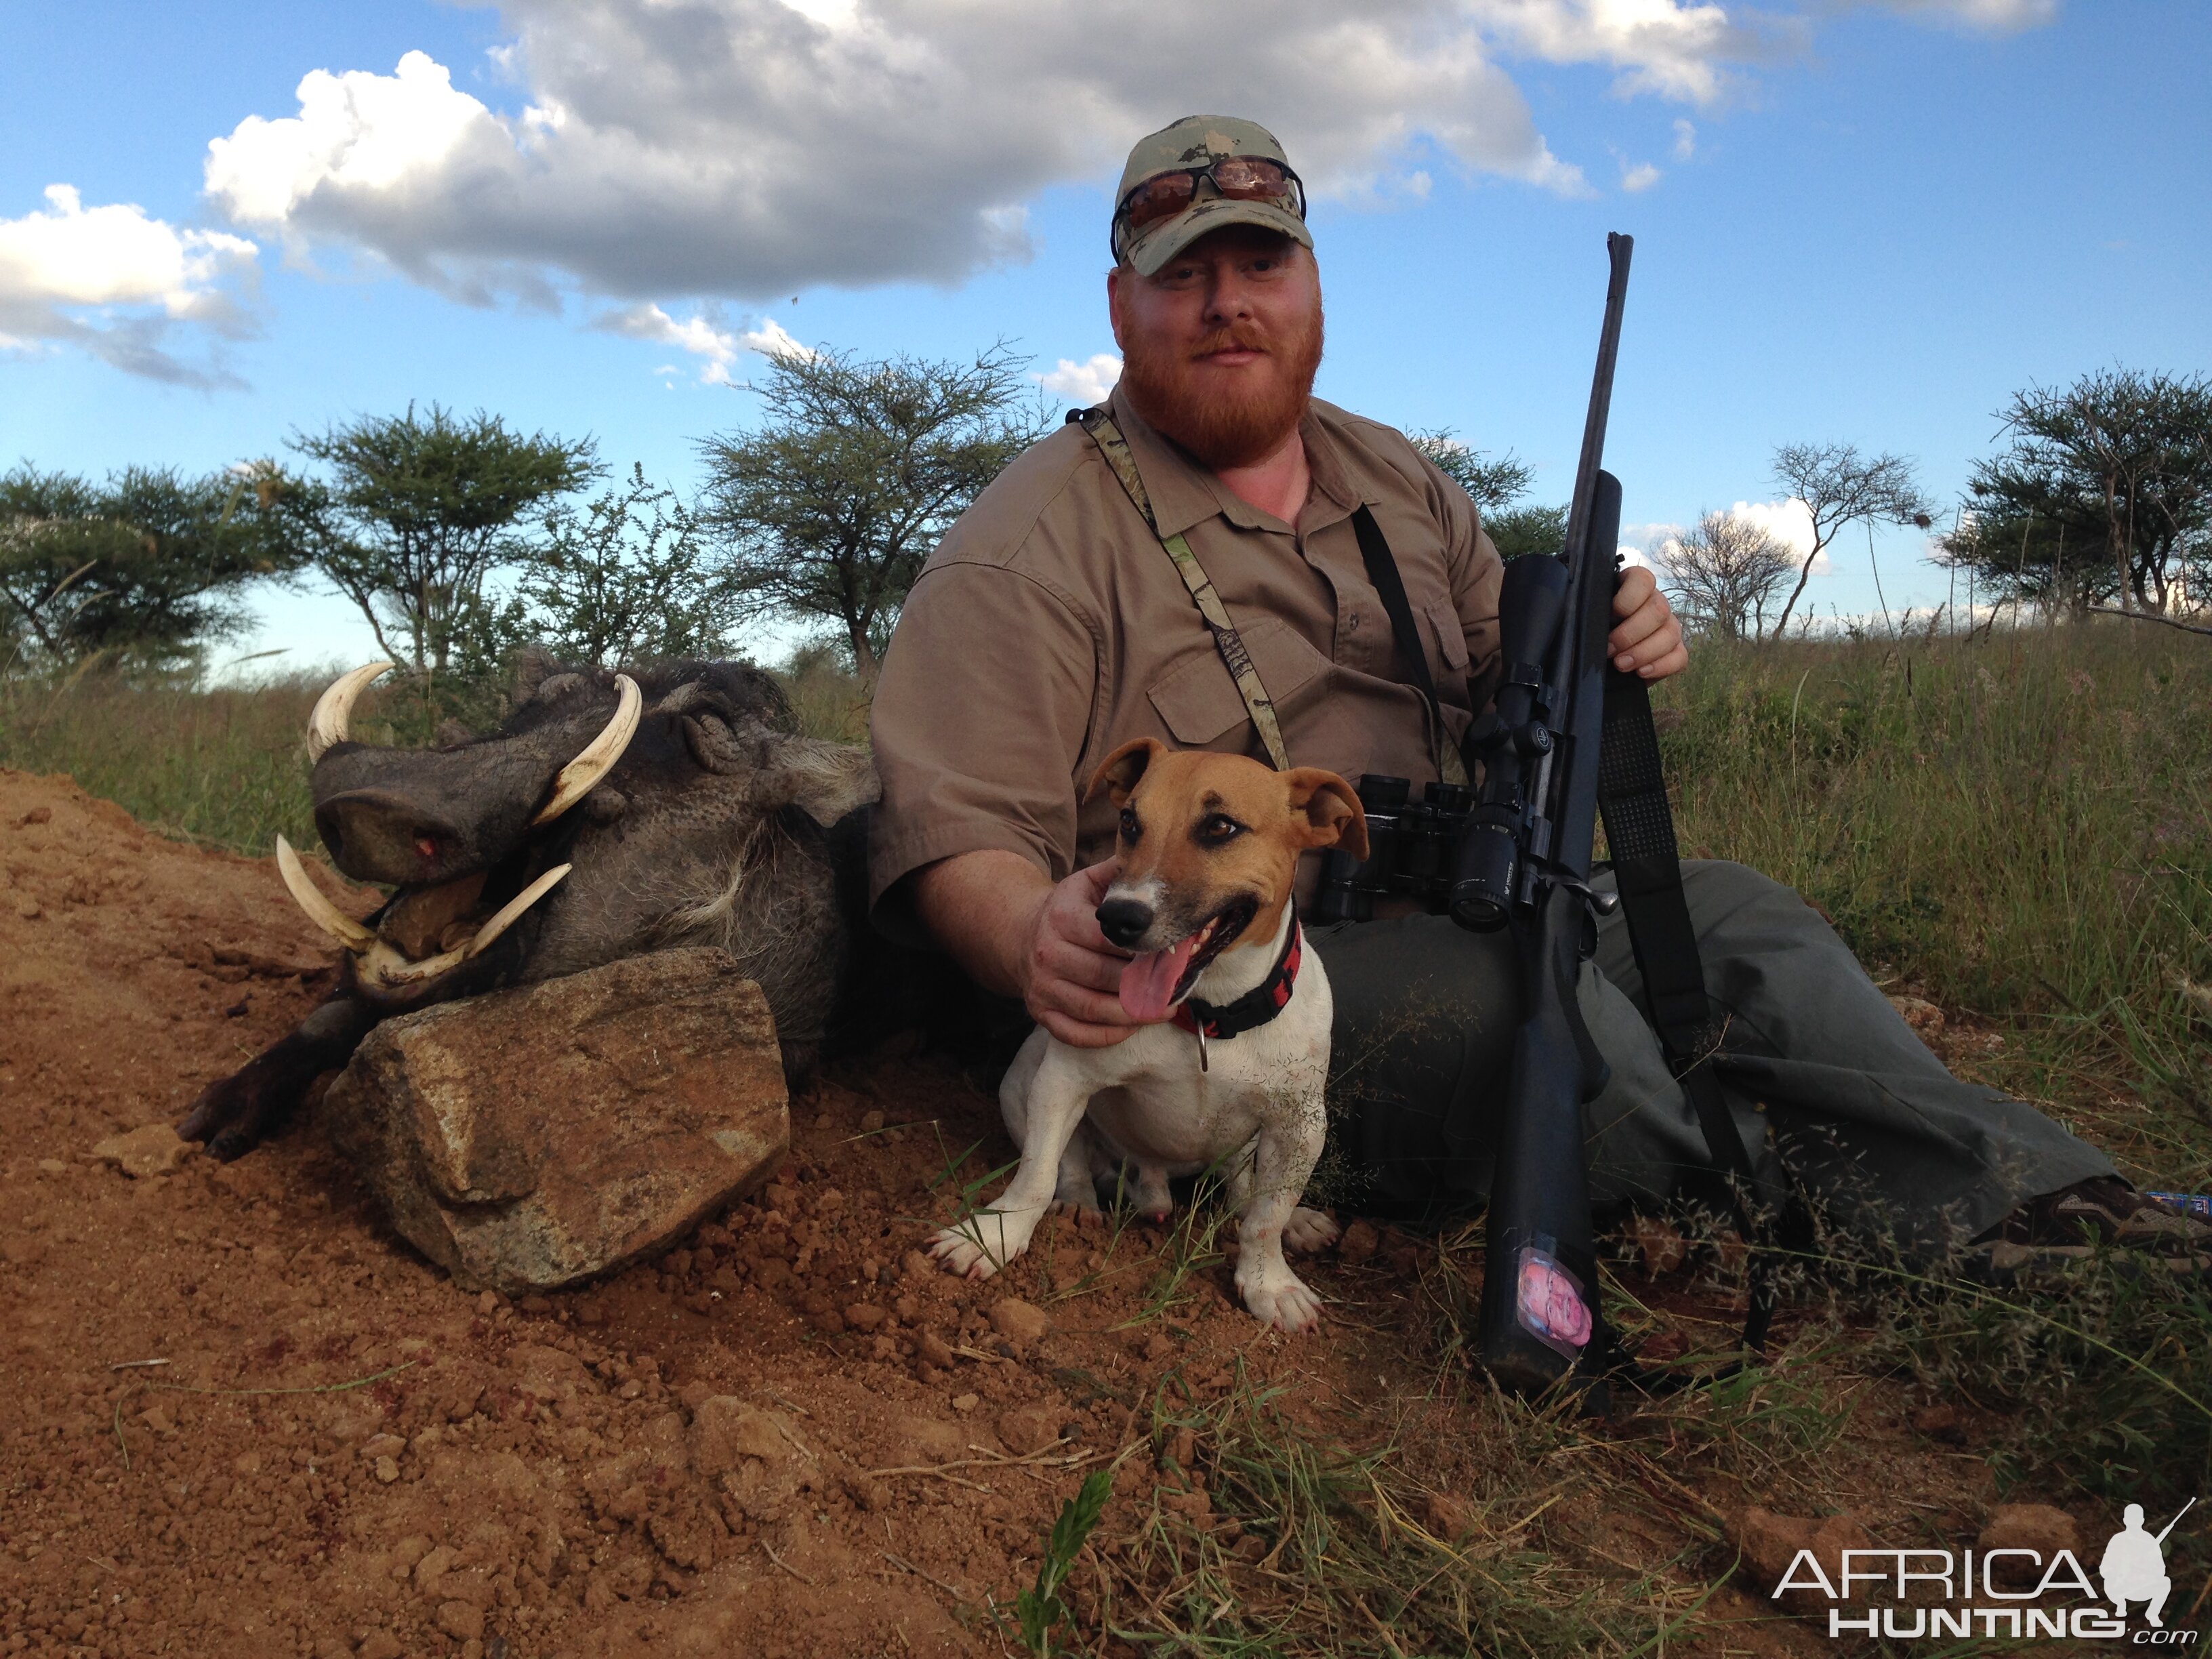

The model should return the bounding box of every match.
[1145,616,1332,747]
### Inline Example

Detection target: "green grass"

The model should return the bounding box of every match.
[0,668,323,854]
[1655,621,2212,1191]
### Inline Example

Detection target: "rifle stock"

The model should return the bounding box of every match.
[1459,234,1635,1401]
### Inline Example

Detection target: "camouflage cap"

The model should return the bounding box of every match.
[1112,115,1312,276]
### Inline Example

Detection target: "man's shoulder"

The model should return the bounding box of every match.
[925,418,1112,577]
[1308,398,1465,513]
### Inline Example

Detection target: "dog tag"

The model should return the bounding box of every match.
[1195,1025,1209,1073]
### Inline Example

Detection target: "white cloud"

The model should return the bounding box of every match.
[213,1,1834,305]
[597,302,810,383]
[1620,160,1663,192]
[1033,352,1122,408]
[0,184,259,384]
[190,0,2059,361]
[1723,497,1829,573]
[1470,0,1771,104]
[1671,118,1698,161]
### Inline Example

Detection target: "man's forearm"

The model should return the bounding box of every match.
[910,848,1052,998]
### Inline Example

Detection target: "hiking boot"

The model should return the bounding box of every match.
[1992,1178,2212,1250]
[1961,1179,2212,1284]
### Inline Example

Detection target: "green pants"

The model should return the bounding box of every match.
[1309,860,2114,1256]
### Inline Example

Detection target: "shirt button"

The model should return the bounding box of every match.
[1348,614,1361,631]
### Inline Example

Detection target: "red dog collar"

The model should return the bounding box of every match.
[1171,918,1303,1043]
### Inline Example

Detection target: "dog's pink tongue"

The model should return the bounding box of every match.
[1119,935,1200,1023]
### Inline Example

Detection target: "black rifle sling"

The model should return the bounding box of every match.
[1597,664,1777,1356]
[1349,506,1467,785]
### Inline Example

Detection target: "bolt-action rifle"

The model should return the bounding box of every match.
[1452,234,1771,1406]
[1448,232,1633,1402]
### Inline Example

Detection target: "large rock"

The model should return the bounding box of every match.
[1732,1507,1876,1615]
[1977,1504,2080,1584]
[323,948,786,1292]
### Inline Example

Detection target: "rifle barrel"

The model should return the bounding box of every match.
[1563,234,1634,574]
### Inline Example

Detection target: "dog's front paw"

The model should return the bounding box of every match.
[928,1216,1011,1281]
[1282,1206,1340,1253]
[1237,1266,1324,1333]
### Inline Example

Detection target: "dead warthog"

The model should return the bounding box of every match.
[182,653,876,1159]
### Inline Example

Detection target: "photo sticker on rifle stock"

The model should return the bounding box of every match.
[1515,1246,1593,1357]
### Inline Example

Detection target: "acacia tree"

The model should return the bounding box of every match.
[1485,503,1570,561]
[696,345,1048,682]
[0,463,306,672]
[1767,443,1935,639]
[1408,430,1534,511]
[519,465,737,668]
[289,404,598,678]
[1408,430,1565,558]
[1658,510,1795,642]
[1937,369,2212,615]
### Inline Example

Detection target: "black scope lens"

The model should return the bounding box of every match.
[1450,818,1518,932]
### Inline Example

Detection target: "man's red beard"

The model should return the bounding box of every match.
[1118,298,1325,470]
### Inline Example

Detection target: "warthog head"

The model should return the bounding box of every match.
[188,651,877,1160]
[281,653,876,1046]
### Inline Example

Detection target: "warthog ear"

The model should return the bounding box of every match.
[761,736,880,827]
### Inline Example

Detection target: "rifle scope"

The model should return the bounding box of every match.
[1450,553,1570,932]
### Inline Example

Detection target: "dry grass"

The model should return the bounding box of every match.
[0,668,322,852]
[1654,620,2212,1192]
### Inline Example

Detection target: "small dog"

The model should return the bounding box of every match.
[930,739,1368,1332]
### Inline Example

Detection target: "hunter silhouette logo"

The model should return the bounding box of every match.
[2102,1499,2192,1629]
[1774,1496,2200,1642]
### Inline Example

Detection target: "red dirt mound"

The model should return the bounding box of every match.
[0,768,1478,1659]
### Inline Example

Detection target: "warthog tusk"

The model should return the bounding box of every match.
[275,835,377,953]
[306,661,395,763]
[531,674,642,825]
[357,864,571,987]
[463,863,571,958]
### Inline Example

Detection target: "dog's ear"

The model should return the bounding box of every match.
[1285,769,1368,859]
[1085,737,1165,806]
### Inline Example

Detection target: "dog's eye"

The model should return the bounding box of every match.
[1118,806,1142,842]
[1196,813,1245,845]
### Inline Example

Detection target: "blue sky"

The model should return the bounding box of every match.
[3,0,2207,672]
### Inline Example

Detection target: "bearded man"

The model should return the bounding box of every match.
[868,115,2204,1271]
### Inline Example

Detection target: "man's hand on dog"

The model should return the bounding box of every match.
[1023,859,1143,1048]
[1609,565,1688,680]
[914,849,1145,1046]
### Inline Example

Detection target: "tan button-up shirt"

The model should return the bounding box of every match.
[868,385,1505,918]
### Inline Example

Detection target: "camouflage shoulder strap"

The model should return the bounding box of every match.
[1074,407,1291,771]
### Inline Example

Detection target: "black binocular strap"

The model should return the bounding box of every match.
[1349,506,1468,785]
[1597,665,1777,1359]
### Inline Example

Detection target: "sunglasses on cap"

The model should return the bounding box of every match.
[1112,157,1305,247]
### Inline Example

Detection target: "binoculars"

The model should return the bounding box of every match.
[1312,773,1475,922]
[1313,771,1527,931]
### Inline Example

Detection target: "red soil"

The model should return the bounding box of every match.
[0,768,1475,1658]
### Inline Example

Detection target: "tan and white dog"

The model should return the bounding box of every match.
[930,739,1368,1332]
